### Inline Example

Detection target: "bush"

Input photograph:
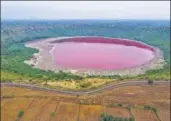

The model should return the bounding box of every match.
[127,105,132,110]
[100,112,131,121]
[148,80,153,85]
[124,118,129,121]
[17,110,24,118]
[144,105,158,113]
[50,112,56,117]
[150,106,158,113]
[80,82,91,88]
[129,117,135,121]
[144,105,151,110]
[118,103,123,107]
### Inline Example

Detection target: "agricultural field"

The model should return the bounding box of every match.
[1,84,170,121]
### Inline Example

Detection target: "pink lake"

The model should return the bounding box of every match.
[52,37,155,70]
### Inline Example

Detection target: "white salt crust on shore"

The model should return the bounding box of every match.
[24,37,165,76]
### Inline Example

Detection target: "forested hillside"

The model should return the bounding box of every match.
[1,20,170,82]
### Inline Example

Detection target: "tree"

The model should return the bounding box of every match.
[100,112,113,121]
[16,110,24,121]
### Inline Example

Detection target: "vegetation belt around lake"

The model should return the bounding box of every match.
[1,20,170,84]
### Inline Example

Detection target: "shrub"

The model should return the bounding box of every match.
[144,105,158,113]
[127,104,132,110]
[124,118,129,121]
[108,116,114,121]
[17,110,24,118]
[129,117,135,121]
[80,82,91,88]
[144,105,151,110]
[100,112,107,121]
[118,103,123,107]
[100,113,131,121]
[148,80,153,85]
[50,112,56,117]
[151,107,158,113]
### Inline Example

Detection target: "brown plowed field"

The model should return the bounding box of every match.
[105,107,131,118]
[21,99,50,121]
[1,84,170,121]
[51,102,79,121]
[35,101,58,121]
[79,105,104,121]
[131,108,159,121]
[1,98,34,121]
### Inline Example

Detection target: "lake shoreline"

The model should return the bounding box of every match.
[24,36,165,76]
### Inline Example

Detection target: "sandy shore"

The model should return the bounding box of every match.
[24,36,165,76]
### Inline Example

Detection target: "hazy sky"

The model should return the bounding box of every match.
[1,1,170,20]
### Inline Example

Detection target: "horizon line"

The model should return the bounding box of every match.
[1,18,170,21]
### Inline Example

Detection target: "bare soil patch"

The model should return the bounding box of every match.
[34,101,58,121]
[105,107,131,118]
[1,98,34,121]
[79,105,104,121]
[20,98,50,121]
[131,108,159,121]
[51,102,79,121]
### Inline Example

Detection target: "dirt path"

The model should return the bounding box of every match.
[1,81,170,96]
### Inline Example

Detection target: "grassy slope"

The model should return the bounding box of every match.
[1,20,170,83]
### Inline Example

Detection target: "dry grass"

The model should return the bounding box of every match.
[46,78,114,90]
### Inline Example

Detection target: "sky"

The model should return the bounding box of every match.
[1,1,170,20]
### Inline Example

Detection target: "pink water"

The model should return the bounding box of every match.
[52,37,155,70]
